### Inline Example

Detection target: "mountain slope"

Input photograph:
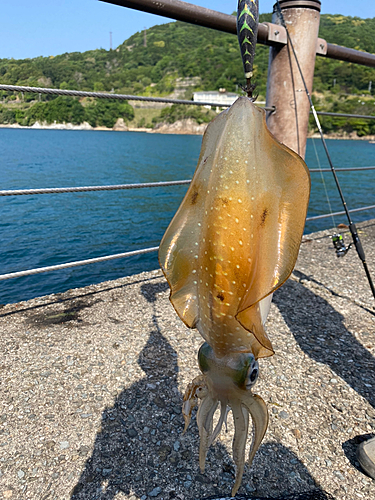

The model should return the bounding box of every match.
[1,14,374,97]
[0,14,374,135]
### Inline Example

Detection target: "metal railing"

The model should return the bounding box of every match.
[100,0,375,68]
[1,201,374,281]
[0,84,274,110]
[1,84,374,123]
[0,180,192,196]
[0,172,374,280]
[1,166,375,197]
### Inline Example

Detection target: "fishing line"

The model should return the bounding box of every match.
[286,40,301,156]
[274,0,375,300]
[311,137,337,230]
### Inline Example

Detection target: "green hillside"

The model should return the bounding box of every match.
[0,13,374,133]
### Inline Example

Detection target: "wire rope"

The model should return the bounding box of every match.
[306,204,375,221]
[0,180,191,196]
[0,247,159,281]
[0,84,273,110]
[1,201,374,281]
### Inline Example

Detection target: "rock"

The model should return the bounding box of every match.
[17,470,25,479]
[78,445,90,456]
[222,472,233,482]
[127,428,138,438]
[184,481,192,488]
[148,486,162,497]
[153,396,166,408]
[195,473,210,484]
[60,441,69,449]
[279,411,289,419]
[158,444,171,461]
[173,440,180,451]
[152,119,208,136]
[245,484,256,494]
[45,440,56,450]
[181,450,191,460]
[292,428,302,439]
[113,118,129,131]
[334,470,345,481]
[102,468,113,477]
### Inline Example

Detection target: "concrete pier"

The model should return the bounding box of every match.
[0,221,374,500]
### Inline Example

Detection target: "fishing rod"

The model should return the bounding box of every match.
[273,0,375,300]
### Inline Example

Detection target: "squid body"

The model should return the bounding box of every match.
[159,96,310,495]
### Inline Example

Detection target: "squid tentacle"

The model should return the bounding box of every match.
[208,401,230,447]
[231,402,250,496]
[196,394,218,471]
[182,376,208,434]
[242,393,269,466]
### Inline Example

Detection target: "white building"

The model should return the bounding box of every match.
[193,90,239,111]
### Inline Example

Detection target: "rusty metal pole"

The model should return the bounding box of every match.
[266,0,321,158]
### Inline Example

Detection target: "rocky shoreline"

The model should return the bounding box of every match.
[1,120,375,140]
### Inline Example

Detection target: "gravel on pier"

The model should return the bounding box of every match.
[0,220,374,500]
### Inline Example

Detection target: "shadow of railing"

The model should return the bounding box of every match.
[273,274,375,411]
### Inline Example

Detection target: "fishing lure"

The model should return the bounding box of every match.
[159,96,310,495]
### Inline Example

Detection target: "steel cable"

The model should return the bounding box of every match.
[0,247,159,281]
[0,180,191,196]
[2,84,375,119]
[1,167,374,197]
[0,84,274,110]
[0,204,374,281]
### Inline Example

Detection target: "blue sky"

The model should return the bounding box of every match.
[1,0,374,60]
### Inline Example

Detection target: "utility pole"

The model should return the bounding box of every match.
[110,31,112,50]
[265,0,321,158]
[143,27,147,47]
[369,80,372,93]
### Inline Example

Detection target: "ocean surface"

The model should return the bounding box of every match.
[1,128,374,305]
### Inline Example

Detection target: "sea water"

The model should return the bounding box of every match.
[1,128,374,304]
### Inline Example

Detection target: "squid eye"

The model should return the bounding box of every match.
[245,362,259,389]
[249,368,258,383]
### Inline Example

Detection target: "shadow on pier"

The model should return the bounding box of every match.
[273,272,375,410]
[273,272,375,475]
[70,281,331,500]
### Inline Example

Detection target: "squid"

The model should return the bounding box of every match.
[159,96,310,495]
